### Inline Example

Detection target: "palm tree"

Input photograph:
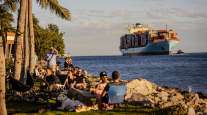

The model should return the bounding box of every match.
[0,1,16,114]
[14,0,71,80]
[28,0,71,73]
[0,34,7,115]
[22,0,29,82]
[14,0,27,80]
[28,0,35,74]
[0,4,15,55]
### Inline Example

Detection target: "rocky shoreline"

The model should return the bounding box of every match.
[6,74,207,114]
[87,76,207,114]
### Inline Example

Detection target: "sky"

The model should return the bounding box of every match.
[33,0,207,56]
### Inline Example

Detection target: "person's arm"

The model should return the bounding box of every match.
[54,48,58,55]
[101,84,109,97]
[83,77,86,83]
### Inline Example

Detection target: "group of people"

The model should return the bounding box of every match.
[34,47,127,110]
[91,70,126,109]
[34,47,88,91]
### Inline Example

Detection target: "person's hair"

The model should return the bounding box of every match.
[65,56,71,60]
[112,70,121,80]
[74,66,80,70]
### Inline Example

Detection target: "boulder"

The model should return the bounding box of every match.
[187,107,196,115]
[125,78,157,101]
[186,93,200,107]
[118,78,207,114]
[158,91,169,102]
[128,93,152,106]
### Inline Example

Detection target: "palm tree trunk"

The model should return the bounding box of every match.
[0,38,7,115]
[28,0,35,74]
[22,0,29,83]
[14,0,27,80]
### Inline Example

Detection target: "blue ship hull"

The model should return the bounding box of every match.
[121,40,179,56]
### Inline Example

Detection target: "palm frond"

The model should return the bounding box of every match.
[3,0,19,11]
[36,0,71,20]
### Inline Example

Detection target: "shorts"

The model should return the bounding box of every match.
[49,64,57,72]
[101,94,109,103]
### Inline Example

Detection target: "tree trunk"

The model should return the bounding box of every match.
[22,0,29,83]
[14,0,27,80]
[28,0,35,74]
[0,37,7,115]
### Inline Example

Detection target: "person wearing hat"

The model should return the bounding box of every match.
[90,71,108,104]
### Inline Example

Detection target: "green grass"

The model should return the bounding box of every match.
[7,99,184,115]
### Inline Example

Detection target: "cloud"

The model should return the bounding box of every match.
[63,7,207,55]
[71,7,207,32]
[33,0,207,55]
[145,8,207,20]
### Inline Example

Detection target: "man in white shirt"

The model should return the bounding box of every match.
[46,47,58,74]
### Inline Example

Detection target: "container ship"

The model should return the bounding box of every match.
[120,23,180,56]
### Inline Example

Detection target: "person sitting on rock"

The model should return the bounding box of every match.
[100,70,127,110]
[90,71,108,104]
[101,71,122,102]
[74,68,87,90]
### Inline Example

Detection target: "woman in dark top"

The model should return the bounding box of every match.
[66,69,76,88]
[64,57,74,69]
[74,69,86,89]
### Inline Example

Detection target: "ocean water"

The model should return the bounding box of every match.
[58,53,207,94]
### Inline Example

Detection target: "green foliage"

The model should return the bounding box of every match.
[36,0,71,20]
[0,4,15,35]
[33,15,65,59]
[5,58,14,75]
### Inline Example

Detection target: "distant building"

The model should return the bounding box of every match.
[0,32,15,58]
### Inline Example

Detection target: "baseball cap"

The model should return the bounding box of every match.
[100,71,107,77]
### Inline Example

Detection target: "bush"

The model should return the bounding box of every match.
[5,58,14,75]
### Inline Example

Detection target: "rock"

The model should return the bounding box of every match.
[186,94,200,107]
[199,101,207,114]
[168,92,184,105]
[121,78,207,114]
[187,107,196,115]
[158,91,168,102]
[125,78,157,101]
[129,93,146,102]
[129,93,154,107]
